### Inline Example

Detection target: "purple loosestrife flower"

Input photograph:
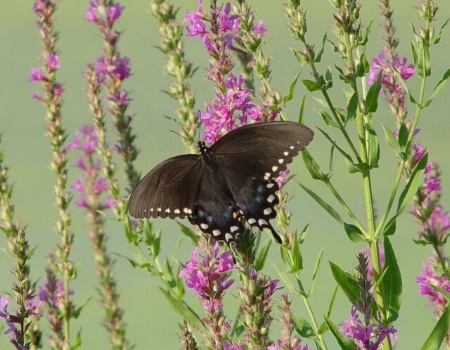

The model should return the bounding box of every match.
[223,341,243,350]
[85,0,124,24]
[368,50,415,122]
[179,242,234,312]
[198,72,269,144]
[0,294,43,349]
[66,125,114,210]
[340,253,396,349]
[368,51,415,85]
[95,55,131,81]
[416,255,450,314]
[38,277,74,309]
[340,307,396,350]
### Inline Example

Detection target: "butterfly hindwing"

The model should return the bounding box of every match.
[128,154,202,219]
[218,163,282,243]
[189,165,245,243]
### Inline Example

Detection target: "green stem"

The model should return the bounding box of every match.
[295,276,328,350]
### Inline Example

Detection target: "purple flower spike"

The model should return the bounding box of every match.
[179,242,234,312]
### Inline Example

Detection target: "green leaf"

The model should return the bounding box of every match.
[318,109,337,127]
[298,95,306,124]
[253,239,271,271]
[159,288,204,331]
[383,216,397,236]
[397,152,428,213]
[324,317,355,350]
[283,71,302,104]
[302,79,321,92]
[397,123,409,154]
[302,149,326,181]
[299,183,343,224]
[291,48,307,65]
[381,237,402,322]
[293,316,317,339]
[329,261,359,304]
[423,68,450,107]
[359,18,373,46]
[419,36,431,78]
[345,159,369,174]
[420,302,450,350]
[315,33,327,63]
[343,222,366,243]
[310,247,324,295]
[290,231,303,273]
[270,260,297,293]
[324,68,333,90]
[176,222,199,245]
[365,71,382,113]
[366,121,380,168]
[346,92,358,123]
[317,128,354,165]
[381,122,400,156]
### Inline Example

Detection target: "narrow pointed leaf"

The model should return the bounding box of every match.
[299,183,343,223]
[381,237,402,322]
[343,222,366,243]
[283,71,302,104]
[159,288,204,331]
[302,79,322,92]
[310,247,324,295]
[420,303,450,350]
[329,261,359,304]
[253,238,271,271]
[365,72,382,113]
[293,316,317,339]
[324,317,355,350]
[397,152,428,213]
[381,122,400,156]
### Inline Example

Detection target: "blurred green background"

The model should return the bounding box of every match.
[0,1,449,349]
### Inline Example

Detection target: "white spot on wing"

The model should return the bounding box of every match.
[248,218,256,225]
[278,159,284,164]
[174,209,180,214]
[230,225,239,233]
[290,145,295,150]
[165,208,170,213]
[267,195,276,203]
[266,183,275,189]
[283,151,289,156]
[225,233,233,242]
[263,208,272,215]
[212,229,221,236]
[272,166,278,172]
[200,223,209,230]
[258,219,268,226]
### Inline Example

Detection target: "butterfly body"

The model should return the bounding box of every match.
[128,121,314,244]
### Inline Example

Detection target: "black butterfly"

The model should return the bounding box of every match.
[128,121,313,244]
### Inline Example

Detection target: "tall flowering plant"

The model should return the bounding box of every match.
[0,0,449,349]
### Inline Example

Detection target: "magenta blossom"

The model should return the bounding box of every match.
[198,72,271,144]
[340,307,396,349]
[416,256,450,313]
[368,50,415,85]
[85,0,124,23]
[179,242,234,312]
[94,55,131,81]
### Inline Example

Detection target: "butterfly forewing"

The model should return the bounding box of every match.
[128,154,202,219]
[211,121,314,180]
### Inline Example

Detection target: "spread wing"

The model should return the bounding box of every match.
[128,154,202,219]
